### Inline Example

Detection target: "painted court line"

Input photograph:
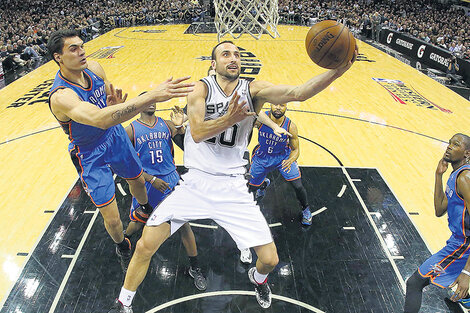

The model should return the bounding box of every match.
[145,290,325,313]
[312,207,327,216]
[0,178,79,310]
[337,184,347,197]
[117,183,127,196]
[48,208,100,313]
[376,168,433,254]
[342,167,406,291]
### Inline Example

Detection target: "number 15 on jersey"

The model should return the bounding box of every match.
[150,150,163,164]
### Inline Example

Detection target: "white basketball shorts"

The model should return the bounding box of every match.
[147,169,273,249]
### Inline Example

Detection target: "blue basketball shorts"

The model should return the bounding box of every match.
[418,234,470,288]
[69,125,143,207]
[130,170,180,221]
[249,153,301,187]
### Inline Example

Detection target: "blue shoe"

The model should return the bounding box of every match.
[255,178,270,200]
[461,297,470,309]
[447,289,470,308]
[456,295,470,309]
[301,207,312,226]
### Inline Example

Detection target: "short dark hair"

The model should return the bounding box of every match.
[211,40,236,60]
[456,133,470,150]
[47,29,81,65]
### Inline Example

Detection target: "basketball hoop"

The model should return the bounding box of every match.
[213,0,280,41]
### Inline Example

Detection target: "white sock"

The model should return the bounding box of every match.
[253,269,268,284]
[118,287,136,307]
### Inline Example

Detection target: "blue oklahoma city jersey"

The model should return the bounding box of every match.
[131,118,175,176]
[49,68,110,147]
[417,164,470,288]
[446,164,470,238]
[255,111,291,157]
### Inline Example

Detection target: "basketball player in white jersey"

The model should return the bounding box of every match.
[109,41,357,312]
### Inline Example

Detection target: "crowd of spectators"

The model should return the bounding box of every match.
[278,0,470,60]
[0,0,205,75]
[0,0,468,78]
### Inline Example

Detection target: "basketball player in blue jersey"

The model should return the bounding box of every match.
[248,103,312,226]
[404,133,470,313]
[47,29,194,267]
[109,40,356,312]
[124,100,206,291]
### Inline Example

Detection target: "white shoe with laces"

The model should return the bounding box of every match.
[240,248,252,264]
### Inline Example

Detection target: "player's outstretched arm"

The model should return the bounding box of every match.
[252,48,357,107]
[188,82,255,143]
[50,76,194,129]
[256,111,292,138]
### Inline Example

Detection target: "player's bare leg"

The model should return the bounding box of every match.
[179,223,207,290]
[109,223,171,312]
[249,242,279,308]
[100,199,132,269]
[127,175,153,222]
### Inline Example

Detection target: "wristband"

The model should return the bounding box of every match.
[462,269,470,277]
[150,176,157,184]
[175,125,183,129]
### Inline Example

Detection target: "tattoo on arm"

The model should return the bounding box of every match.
[111,104,136,121]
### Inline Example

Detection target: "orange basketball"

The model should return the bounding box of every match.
[305,20,356,69]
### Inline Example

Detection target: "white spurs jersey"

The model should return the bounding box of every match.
[184,75,256,175]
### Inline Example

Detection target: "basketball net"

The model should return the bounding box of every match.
[213,0,280,41]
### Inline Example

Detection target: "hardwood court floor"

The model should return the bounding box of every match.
[0,25,469,312]
[0,168,447,312]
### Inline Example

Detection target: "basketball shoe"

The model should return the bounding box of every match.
[461,298,470,309]
[108,299,133,313]
[248,267,272,308]
[131,205,151,223]
[240,248,252,264]
[301,206,313,226]
[447,289,470,309]
[255,178,271,200]
[188,266,207,291]
[115,237,132,272]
